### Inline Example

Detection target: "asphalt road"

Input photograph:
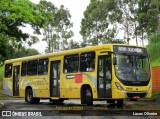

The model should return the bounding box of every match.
[0,99,159,119]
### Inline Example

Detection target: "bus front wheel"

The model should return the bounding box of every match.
[117,99,123,108]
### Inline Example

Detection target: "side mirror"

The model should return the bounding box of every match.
[113,57,117,65]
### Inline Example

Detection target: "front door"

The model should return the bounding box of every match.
[97,55,112,98]
[50,60,61,97]
[13,65,20,96]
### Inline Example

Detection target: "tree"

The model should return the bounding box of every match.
[39,0,73,53]
[0,39,39,65]
[138,0,160,45]
[115,0,140,44]
[81,0,160,46]
[0,0,47,61]
[38,0,57,53]
[67,39,80,49]
[53,5,73,51]
[0,0,46,41]
[80,0,124,46]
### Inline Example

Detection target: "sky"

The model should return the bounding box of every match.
[27,0,90,53]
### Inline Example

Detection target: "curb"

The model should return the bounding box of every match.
[0,103,5,109]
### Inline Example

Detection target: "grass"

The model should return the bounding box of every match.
[0,66,3,90]
[152,91,160,102]
[151,57,160,67]
[0,66,3,77]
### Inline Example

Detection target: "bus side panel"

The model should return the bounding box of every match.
[19,76,50,98]
[60,72,97,99]
[60,75,80,98]
[32,76,50,98]
[3,78,13,96]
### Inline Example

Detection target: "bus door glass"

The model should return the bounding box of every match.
[97,55,112,98]
[50,60,61,97]
[13,65,20,96]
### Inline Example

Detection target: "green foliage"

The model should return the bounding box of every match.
[0,66,3,91]
[138,0,160,37]
[80,0,140,46]
[150,57,160,66]
[0,0,46,41]
[147,33,160,66]
[147,43,160,60]
[39,0,73,52]
[80,0,123,46]
[0,41,39,66]
[0,0,48,62]
[0,66,3,78]
[152,91,160,101]
[67,40,80,49]
[81,0,160,46]
[7,45,40,59]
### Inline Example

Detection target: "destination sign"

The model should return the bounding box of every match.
[113,46,147,55]
[118,47,142,53]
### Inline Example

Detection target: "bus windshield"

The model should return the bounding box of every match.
[115,54,150,81]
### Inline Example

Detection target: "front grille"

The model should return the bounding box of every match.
[126,92,146,98]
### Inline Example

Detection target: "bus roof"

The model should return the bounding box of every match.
[4,44,144,64]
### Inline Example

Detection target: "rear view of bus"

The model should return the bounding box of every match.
[112,45,151,102]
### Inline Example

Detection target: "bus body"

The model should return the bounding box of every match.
[3,44,152,106]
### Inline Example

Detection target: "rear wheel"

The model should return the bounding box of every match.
[25,88,40,104]
[81,87,93,106]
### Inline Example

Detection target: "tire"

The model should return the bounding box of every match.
[117,99,123,108]
[107,99,116,108]
[130,99,137,101]
[81,88,86,105]
[25,88,40,104]
[81,87,93,106]
[26,88,34,104]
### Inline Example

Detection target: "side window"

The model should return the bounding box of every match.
[21,61,27,76]
[64,54,79,73]
[27,60,38,76]
[5,64,12,78]
[38,58,48,75]
[80,52,95,72]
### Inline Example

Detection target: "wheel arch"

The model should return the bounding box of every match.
[25,86,35,97]
[25,86,32,93]
[80,84,93,97]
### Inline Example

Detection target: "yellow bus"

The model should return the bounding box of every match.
[3,44,152,107]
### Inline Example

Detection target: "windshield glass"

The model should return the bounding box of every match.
[115,55,150,81]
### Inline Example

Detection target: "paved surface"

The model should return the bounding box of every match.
[0,99,159,119]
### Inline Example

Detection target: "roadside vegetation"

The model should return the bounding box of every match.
[0,66,12,99]
[150,58,160,67]
[152,91,160,102]
[147,33,160,67]
[0,66,3,90]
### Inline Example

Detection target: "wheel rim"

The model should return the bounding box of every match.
[27,90,32,102]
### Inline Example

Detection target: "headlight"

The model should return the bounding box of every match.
[115,82,124,90]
